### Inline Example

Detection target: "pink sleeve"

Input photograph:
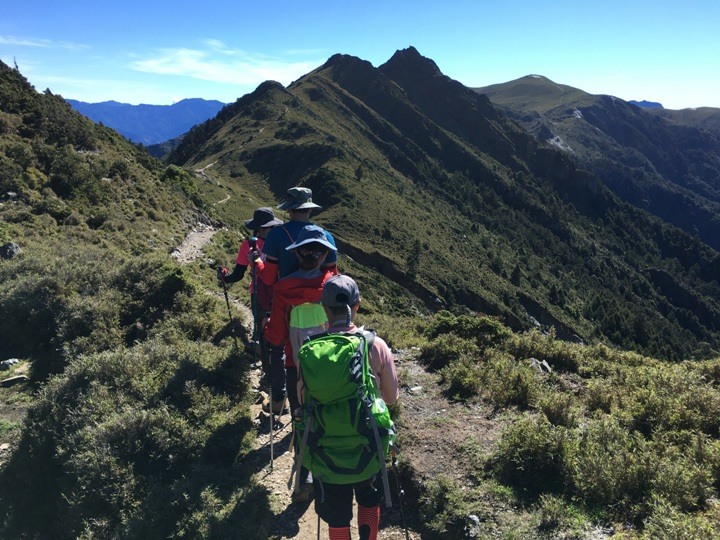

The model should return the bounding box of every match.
[236,240,250,265]
[370,337,399,405]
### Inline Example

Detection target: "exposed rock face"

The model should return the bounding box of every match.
[0,242,21,260]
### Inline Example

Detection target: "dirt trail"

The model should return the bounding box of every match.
[171,223,217,264]
[249,371,419,540]
[172,227,420,537]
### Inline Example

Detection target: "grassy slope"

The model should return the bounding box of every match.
[171,50,720,362]
[0,61,271,538]
[3,54,720,539]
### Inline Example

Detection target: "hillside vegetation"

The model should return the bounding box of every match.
[399,312,720,538]
[0,60,271,537]
[3,49,720,539]
[475,75,720,253]
[170,47,720,361]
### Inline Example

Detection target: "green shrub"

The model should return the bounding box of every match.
[505,329,582,373]
[440,354,483,399]
[420,333,479,371]
[418,475,478,537]
[0,248,215,379]
[583,379,614,413]
[642,499,720,540]
[425,310,512,349]
[0,338,263,539]
[538,392,581,428]
[537,494,588,533]
[492,414,567,497]
[565,415,654,516]
[612,364,720,437]
[480,349,541,409]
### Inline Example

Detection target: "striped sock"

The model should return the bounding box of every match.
[357,504,380,540]
[329,526,351,540]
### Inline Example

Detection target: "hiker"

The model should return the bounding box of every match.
[296,275,399,540]
[249,187,338,421]
[252,186,337,284]
[217,207,283,384]
[262,224,336,501]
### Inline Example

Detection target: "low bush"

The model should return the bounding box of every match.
[418,475,481,538]
[419,333,479,371]
[492,414,568,497]
[479,349,542,409]
[0,338,267,539]
[440,354,483,399]
[642,499,720,540]
[505,329,582,373]
[425,310,512,349]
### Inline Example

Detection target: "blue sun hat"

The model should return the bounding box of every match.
[285,224,337,251]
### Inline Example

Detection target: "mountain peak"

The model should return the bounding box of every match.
[629,100,664,109]
[321,53,372,71]
[380,46,443,80]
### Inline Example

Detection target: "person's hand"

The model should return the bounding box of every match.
[217,266,228,284]
[247,249,260,267]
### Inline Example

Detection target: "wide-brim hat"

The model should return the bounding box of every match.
[286,224,337,252]
[244,207,284,229]
[277,187,322,211]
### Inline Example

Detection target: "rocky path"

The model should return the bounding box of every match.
[248,371,418,540]
[171,223,218,264]
[172,226,419,538]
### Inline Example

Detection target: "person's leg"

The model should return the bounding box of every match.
[256,310,270,378]
[355,478,382,540]
[268,343,286,411]
[313,481,353,539]
[286,366,300,413]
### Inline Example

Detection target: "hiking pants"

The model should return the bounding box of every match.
[313,477,382,528]
[253,308,270,377]
[269,343,286,403]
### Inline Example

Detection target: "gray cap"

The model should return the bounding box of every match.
[322,275,360,307]
[277,187,322,211]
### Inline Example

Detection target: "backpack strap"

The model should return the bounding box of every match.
[356,331,392,507]
[280,225,295,244]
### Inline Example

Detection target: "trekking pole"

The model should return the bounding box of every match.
[392,451,411,540]
[249,236,259,368]
[218,267,239,351]
[269,348,275,472]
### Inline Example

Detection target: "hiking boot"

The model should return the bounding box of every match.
[262,398,288,415]
[291,481,314,503]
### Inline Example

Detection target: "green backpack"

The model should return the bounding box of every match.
[293,330,396,505]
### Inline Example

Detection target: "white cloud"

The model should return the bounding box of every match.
[129,44,322,86]
[0,35,87,50]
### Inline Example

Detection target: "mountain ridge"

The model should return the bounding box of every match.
[475,75,720,251]
[168,48,720,360]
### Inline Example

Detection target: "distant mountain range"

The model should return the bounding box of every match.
[65,98,226,146]
[475,75,720,251]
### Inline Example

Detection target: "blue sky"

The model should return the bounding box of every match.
[2,1,719,109]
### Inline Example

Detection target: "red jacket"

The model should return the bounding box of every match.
[263,269,333,365]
